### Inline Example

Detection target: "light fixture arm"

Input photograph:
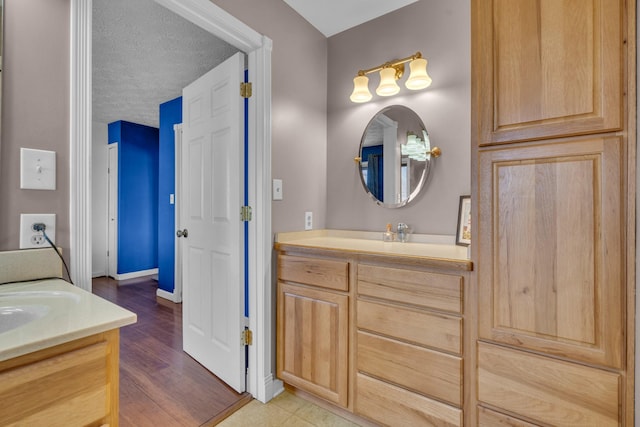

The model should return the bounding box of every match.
[356,52,423,79]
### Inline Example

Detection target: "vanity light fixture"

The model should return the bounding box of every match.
[349,51,432,103]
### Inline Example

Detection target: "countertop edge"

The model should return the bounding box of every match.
[274,241,474,271]
[0,314,137,362]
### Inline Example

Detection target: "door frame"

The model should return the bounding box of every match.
[107,143,118,278]
[70,0,275,402]
[173,124,183,303]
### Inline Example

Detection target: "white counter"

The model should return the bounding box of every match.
[0,279,137,361]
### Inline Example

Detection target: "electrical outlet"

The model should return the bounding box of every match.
[305,211,313,230]
[20,214,56,249]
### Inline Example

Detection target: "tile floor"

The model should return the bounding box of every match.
[217,391,363,426]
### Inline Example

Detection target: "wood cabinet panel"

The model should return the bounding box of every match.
[357,331,462,406]
[356,373,462,427]
[0,331,119,427]
[278,254,349,291]
[357,299,461,354]
[478,136,624,368]
[478,406,539,427]
[475,0,622,145]
[358,264,462,314]
[478,342,620,427]
[277,282,349,407]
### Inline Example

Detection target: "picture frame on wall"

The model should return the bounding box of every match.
[456,195,471,246]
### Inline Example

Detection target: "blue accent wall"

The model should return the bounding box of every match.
[108,121,159,274]
[157,97,182,293]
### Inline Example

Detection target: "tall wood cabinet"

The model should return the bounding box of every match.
[472,0,635,425]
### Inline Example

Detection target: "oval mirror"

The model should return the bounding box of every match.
[357,105,439,208]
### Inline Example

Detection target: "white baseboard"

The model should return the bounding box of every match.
[92,270,106,278]
[112,268,158,281]
[156,288,182,303]
[271,378,284,400]
[256,375,282,403]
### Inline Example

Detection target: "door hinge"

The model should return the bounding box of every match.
[241,328,253,346]
[240,82,252,98]
[241,205,252,222]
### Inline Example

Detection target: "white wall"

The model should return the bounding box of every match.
[92,122,108,277]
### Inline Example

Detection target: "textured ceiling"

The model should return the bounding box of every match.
[92,0,239,128]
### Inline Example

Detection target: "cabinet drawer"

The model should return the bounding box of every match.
[278,254,349,291]
[357,331,462,406]
[478,342,620,427]
[356,373,462,427]
[357,299,462,354]
[358,264,462,314]
[0,341,110,426]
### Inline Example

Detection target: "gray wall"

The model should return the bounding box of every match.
[0,0,70,252]
[213,0,328,234]
[326,0,471,235]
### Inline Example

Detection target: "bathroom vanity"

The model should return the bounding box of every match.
[275,230,473,426]
[0,249,136,427]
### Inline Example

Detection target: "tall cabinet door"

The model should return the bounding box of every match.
[478,136,624,369]
[475,0,623,146]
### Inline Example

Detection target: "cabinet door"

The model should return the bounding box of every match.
[478,136,624,368]
[474,0,622,145]
[277,282,349,407]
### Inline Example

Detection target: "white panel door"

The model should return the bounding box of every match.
[181,52,245,393]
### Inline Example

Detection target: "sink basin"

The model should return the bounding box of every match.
[0,290,80,334]
[0,305,50,334]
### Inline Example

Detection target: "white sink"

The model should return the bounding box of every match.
[0,305,50,334]
[0,290,80,334]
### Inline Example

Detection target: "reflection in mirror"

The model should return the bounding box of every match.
[357,105,439,208]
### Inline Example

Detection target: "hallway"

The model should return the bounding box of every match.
[92,276,251,426]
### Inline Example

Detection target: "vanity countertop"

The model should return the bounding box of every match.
[275,230,473,271]
[0,278,137,362]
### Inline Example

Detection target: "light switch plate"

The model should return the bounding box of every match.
[272,179,283,201]
[20,148,56,190]
[20,214,56,249]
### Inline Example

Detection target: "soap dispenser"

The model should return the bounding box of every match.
[397,223,409,242]
[382,223,395,242]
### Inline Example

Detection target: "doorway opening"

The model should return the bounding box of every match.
[71,0,275,402]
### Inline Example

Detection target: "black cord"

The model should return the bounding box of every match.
[42,230,74,286]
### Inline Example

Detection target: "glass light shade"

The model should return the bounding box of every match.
[350,75,372,103]
[376,67,400,96]
[405,58,432,90]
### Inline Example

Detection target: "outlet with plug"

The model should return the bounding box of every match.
[20,214,56,249]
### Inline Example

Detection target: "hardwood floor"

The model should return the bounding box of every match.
[92,276,252,426]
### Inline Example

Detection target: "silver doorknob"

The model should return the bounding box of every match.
[176,229,188,238]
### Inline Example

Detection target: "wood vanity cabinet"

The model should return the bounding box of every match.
[276,244,472,426]
[472,0,634,425]
[0,330,120,427]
